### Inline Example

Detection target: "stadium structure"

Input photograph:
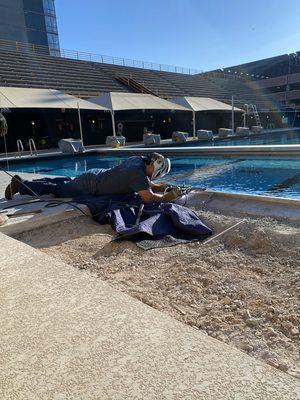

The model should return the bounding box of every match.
[0,0,299,151]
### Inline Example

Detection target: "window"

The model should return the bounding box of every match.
[43,0,56,16]
[45,15,58,34]
[47,33,60,55]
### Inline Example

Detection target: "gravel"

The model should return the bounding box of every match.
[14,209,300,379]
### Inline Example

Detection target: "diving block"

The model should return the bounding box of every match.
[106,135,126,148]
[236,127,250,136]
[218,128,233,137]
[143,133,161,145]
[251,126,264,134]
[172,131,189,142]
[58,138,85,153]
[196,130,213,140]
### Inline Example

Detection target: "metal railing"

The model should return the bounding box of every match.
[15,139,24,158]
[28,138,38,156]
[0,38,202,75]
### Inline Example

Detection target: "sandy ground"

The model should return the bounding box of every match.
[14,210,300,379]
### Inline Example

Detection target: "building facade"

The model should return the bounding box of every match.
[0,0,60,55]
[208,52,300,109]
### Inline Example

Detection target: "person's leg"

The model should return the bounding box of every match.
[19,177,72,197]
[13,171,96,198]
[54,177,89,197]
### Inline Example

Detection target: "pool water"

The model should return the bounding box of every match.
[4,154,300,199]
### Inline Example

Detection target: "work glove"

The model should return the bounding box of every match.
[152,182,169,193]
[162,186,182,202]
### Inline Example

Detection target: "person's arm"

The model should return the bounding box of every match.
[150,181,171,193]
[138,187,182,203]
[138,188,163,203]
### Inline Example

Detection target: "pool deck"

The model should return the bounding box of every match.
[0,171,92,235]
[1,232,299,399]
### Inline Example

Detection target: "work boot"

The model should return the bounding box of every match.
[5,175,22,200]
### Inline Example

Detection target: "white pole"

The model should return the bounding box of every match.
[231,96,235,133]
[111,110,116,136]
[243,104,248,127]
[192,110,196,138]
[77,102,84,145]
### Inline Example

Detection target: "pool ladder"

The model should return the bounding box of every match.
[15,139,24,158]
[29,138,38,156]
[15,138,38,158]
[246,104,262,127]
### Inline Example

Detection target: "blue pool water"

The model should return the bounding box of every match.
[4,154,300,199]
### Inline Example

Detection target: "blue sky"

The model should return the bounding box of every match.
[55,0,300,71]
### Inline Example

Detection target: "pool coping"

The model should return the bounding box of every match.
[100,144,300,157]
[200,189,300,205]
[184,189,300,222]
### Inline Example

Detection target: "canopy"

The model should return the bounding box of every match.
[0,87,108,110]
[170,96,242,112]
[88,92,189,112]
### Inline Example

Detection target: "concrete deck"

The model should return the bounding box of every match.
[0,172,90,235]
[0,232,299,399]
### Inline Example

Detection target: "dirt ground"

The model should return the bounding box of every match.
[14,210,300,379]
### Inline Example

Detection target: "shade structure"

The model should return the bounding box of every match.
[88,92,190,112]
[169,96,242,112]
[0,87,108,110]
[170,96,243,137]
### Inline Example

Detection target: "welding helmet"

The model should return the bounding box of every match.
[143,152,171,180]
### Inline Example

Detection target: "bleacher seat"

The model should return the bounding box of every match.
[0,40,274,106]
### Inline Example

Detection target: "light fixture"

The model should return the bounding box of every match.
[92,120,95,124]
[31,121,35,126]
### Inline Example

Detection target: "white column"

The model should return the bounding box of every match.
[77,102,84,145]
[231,96,235,133]
[192,110,196,138]
[111,110,116,136]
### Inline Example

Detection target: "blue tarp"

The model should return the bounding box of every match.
[75,193,212,240]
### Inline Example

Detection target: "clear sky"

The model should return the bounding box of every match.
[55,0,300,71]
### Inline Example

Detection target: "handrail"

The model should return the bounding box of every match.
[0,38,203,75]
[15,139,24,158]
[0,38,252,81]
[28,138,38,156]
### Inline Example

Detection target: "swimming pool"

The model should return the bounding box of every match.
[4,153,300,200]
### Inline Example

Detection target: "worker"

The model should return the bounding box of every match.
[5,153,182,203]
